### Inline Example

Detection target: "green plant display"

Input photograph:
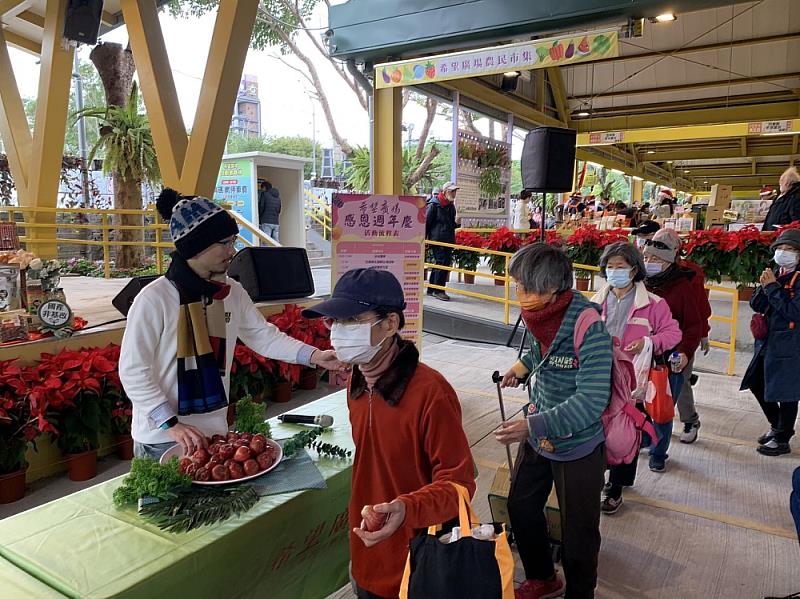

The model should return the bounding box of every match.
[479,167,502,199]
[112,457,192,507]
[234,395,271,439]
[139,485,260,533]
[282,427,352,459]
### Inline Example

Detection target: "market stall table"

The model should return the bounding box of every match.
[0,392,353,599]
[0,555,67,598]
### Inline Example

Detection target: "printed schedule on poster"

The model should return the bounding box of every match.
[331,194,426,347]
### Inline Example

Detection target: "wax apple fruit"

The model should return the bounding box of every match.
[233,446,252,462]
[361,505,388,532]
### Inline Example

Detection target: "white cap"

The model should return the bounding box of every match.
[442,181,460,192]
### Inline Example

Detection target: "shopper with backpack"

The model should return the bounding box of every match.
[496,243,612,599]
[591,242,682,513]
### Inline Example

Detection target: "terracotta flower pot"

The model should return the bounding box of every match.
[494,277,506,287]
[272,381,292,403]
[737,285,756,302]
[65,449,98,482]
[0,468,27,504]
[575,277,590,292]
[298,368,318,391]
[464,274,476,285]
[116,434,134,461]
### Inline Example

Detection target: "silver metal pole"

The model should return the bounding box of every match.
[72,53,90,209]
[451,91,459,184]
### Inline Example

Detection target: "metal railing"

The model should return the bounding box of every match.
[0,205,274,278]
[424,239,739,375]
[303,189,332,240]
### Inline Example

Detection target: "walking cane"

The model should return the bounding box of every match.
[492,370,515,478]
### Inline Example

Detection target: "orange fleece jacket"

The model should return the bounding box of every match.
[347,361,475,598]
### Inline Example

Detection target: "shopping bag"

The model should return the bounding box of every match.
[631,337,654,402]
[399,483,514,599]
[750,313,768,341]
[644,365,674,424]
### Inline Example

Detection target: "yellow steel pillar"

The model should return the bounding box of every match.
[0,0,73,258]
[632,178,644,204]
[123,0,258,198]
[373,86,403,195]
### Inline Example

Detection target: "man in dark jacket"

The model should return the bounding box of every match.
[425,181,459,301]
[258,181,281,242]
[763,167,800,231]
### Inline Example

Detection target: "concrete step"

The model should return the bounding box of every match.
[309,257,332,268]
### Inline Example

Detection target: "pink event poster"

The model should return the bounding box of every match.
[332,194,426,347]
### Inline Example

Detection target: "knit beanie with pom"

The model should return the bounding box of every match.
[156,188,239,259]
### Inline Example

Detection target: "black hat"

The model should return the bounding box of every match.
[632,220,661,236]
[771,228,800,252]
[156,188,239,259]
[302,268,406,320]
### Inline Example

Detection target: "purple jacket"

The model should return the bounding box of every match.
[592,282,682,358]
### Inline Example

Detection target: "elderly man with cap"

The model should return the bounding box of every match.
[651,228,712,444]
[741,228,800,456]
[425,181,460,301]
[643,232,707,472]
[632,219,661,251]
[119,189,342,460]
[302,268,475,599]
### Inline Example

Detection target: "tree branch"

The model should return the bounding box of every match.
[415,97,438,161]
[406,145,441,189]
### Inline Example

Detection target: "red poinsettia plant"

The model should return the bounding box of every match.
[686,226,778,285]
[453,230,486,272]
[0,360,44,474]
[268,304,331,351]
[230,343,276,401]
[522,230,565,247]
[486,227,524,276]
[33,346,119,454]
[565,227,629,277]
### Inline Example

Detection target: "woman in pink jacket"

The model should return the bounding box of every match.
[591,242,682,514]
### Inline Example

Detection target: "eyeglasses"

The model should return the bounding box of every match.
[217,237,237,249]
[321,316,382,330]
[643,239,671,251]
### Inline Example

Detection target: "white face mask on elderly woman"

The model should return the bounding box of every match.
[774,249,799,269]
[330,320,387,365]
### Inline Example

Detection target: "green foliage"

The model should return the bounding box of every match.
[510,160,522,195]
[282,427,351,459]
[234,396,271,439]
[73,82,160,185]
[139,485,260,533]
[479,167,502,199]
[226,133,321,179]
[112,457,192,507]
[0,438,28,474]
[55,392,110,454]
[587,166,630,204]
[344,145,448,194]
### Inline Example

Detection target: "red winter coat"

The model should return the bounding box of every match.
[646,266,707,361]
[679,258,712,337]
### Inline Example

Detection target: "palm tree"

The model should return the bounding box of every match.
[73,82,159,269]
[344,146,445,195]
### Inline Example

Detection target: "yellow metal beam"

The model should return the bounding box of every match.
[2,30,40,54]
[578,120,800,147]
[0,0,27,17]
[572,71,800,101]
[642,144,795,162]
[576,148,684,191]
[373,86,402,195]
[179,0,259,197]
[574,101,800,133]
[16,9,42,27]
[122,0,187,188]
[440,77,565,129]
[546,67,570,126]
[0,26,32,199]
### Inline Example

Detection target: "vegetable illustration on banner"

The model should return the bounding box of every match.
[331,194,425,347]
[376,29,618,88]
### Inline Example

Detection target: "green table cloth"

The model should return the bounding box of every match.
[1,556,67,598]
[0,391,354,599]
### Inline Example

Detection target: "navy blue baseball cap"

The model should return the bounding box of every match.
[632,220,661,236]
[301,268,406,320]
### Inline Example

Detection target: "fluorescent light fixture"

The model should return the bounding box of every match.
[684,169,691,173]
[576,111,590,117]
[632,175,644,180]
[667,160,674,164]
[503,71,521,77]
[646,150,655,154]
[652,12,676,22]
[761,131,796,137]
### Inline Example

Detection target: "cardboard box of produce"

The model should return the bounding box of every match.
[708,184,732,208]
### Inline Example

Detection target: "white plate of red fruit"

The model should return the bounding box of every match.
[160,431,283,485]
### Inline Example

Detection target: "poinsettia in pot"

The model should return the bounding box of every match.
[230,343,274,404]
[684,228,731,285]
[485,228,523,286]
[522,230,565,248]
[35,348,115,481]
[268,304,331,390]
[565,227,628,291]
[719,226,776,300]
[0,360,46,503]
[454,231,485,284]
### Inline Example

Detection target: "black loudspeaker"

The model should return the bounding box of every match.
[112,275,160,317]
[520,127,577,192]
[64,0,104,45]
[228,247,315,302]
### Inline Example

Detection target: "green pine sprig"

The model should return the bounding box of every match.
[138,485,259,533]
[282,427,352,459]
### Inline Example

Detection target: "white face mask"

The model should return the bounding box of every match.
[774,249,799,269]
[645,262,664,276]
[330,319,387,365]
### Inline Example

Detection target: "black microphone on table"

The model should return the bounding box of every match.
[277,414,334,428]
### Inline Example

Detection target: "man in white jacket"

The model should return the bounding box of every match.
[120,189,341,459]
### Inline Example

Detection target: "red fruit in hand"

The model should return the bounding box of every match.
[256,452,275,470]
[227,462,244,479]
[250,439,266,455]
[361,505,388,532]
[233,446,252,462]
[191,448,210,466]
[243,459,259,476]
[195,466,210,482]
[211,465,229,481]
